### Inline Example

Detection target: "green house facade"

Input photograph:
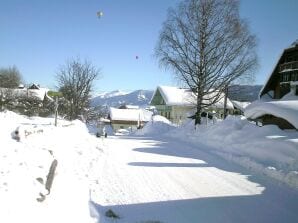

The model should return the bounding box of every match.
[150,88,193,124]
[150,86,234,124]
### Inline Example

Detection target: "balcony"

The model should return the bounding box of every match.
[279,61,298,72]
[280,71,298,83]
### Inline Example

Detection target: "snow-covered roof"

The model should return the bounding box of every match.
[231,100,251,112]
[156,86,196,106]
[244,99,298,129]
[109,107,152,122]
[153,86,234,109]
[203,90,234,110]
[0,87,49,101]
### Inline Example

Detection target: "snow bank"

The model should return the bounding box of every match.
[134,115,176,136]
[231,100,250,112]
[0,111,104,223]
[245,100,298,129]
[167,116,298,189]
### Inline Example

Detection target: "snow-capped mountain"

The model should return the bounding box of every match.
[93,90,131,99]
[91,89,154,108]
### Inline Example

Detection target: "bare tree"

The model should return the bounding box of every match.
[155,0,258,125]
[56,58,101,120]
[0,66,22,88]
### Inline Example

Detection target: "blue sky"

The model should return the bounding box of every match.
[1,0,298,92]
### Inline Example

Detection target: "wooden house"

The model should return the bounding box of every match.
[260,40,298,99]
[245,40,298,130]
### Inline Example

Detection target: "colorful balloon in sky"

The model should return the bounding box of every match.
[97,11,103,18]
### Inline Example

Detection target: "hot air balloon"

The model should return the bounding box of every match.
[97,11,103,18]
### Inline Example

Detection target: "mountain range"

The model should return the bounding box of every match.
[91,85,263,108]
[91,90,154,108]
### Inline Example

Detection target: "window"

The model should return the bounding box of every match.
[281,73,292,82]
[293,72,298,81]
[296,86,298,96]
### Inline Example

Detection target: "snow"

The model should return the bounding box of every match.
[132,113,298,189]
[231,100,250,111]
[0,111,102,223]
[0,87,48,101]
[244,98,298,129]
[109,107,152,122]
[134,115,176,136]
[202,90,234,110]
[91,89,154,108]
[1,110,298,223]
[122,105,140,109]
[110,107,143,121]
[154,85,234,109]
[160,116,298,189]
[94,90,131,99]
[280,68,298,73]
[155,86,196,106]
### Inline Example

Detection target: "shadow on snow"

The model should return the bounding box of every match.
[90,135,298,223]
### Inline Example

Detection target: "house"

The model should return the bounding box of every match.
[18,84,25,89]
[259,40,298,99]
[28,83,40,90]
[150,86,234,124]
[0,84,49,101]
[245,40,298,130]
[109,107,152,132]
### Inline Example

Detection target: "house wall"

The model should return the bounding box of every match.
[111,120,145,132]
[156,104,235,124]
[171,106,195,124]
[155,104,195,124]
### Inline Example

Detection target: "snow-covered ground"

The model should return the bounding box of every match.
[144,115,298,189]
[0,111,103,223]
[1,111,298,223]
[89,135,298,223]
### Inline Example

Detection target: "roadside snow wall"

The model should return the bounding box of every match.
[167,116,298,189]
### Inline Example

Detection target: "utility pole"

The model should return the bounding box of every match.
[223,85,228,119]
[54,97,59,127]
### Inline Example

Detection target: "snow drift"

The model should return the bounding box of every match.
[134,115,176,136]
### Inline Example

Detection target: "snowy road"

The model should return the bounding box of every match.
[91,135,298,223]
